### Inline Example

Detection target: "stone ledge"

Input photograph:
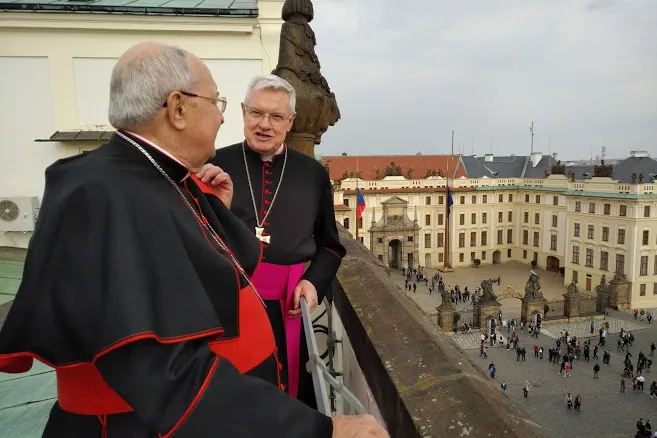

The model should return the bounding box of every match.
[334,227,546,438]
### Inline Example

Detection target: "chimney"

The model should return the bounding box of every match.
[341,152,347,157]
[630,150,649,158]
[484,153,494,162]
[552,152,558,161]
[530,151,543,167]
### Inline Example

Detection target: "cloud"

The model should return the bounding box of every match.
[308,0,657,159]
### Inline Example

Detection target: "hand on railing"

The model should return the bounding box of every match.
[331,415,389,438]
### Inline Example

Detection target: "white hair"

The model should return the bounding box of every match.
[243,74,296,114]
[108,45,195,130]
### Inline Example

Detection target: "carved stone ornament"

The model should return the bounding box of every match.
[478,278,500,303]
[595,275,611,294]
[611,270,628,285]
[523,271,544,299]
[273,0,340,157]
[565,281,579,297]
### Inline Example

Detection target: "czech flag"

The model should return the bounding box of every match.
[447,186,454,217]
[356,188,366,220]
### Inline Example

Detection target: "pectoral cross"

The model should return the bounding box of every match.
[255,227,270,244]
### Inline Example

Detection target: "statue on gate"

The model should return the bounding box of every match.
[524,270,544,299]
[479,277,500,303]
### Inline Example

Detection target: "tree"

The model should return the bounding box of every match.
[341,170,349,180]
[593,159,613,177]
[384,161,403,176]
[550,160,566,175]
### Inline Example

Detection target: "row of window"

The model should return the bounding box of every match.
[573,223,654,246]
[570,247,657,277]
[574,201,652,218]
[456,211,513,226]
[424,193,515,205]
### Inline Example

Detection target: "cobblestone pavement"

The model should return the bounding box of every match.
[541,317,647,339]
[464,319,657,438]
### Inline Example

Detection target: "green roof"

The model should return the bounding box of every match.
[562,190,657,199]
[474,185,567,193]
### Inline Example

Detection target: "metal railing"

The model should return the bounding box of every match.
[301,297,367,417]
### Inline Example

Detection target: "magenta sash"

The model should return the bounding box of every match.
[251,261,305,398]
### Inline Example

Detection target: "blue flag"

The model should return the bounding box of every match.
[356,188,366,219]
[447,186,454,217]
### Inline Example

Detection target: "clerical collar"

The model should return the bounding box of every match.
[121,131,190,182]
[260,144,285,162]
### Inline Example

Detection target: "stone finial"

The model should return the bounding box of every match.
[565,281,579,296]
[611,270,628,284]
[282,0,313,21]
[273,0,340,157]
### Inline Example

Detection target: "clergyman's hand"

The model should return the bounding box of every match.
[197,164,233,208]
[331,415,389,438]
[288,279,318,319]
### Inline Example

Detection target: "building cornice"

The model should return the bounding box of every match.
[0,12,257,33]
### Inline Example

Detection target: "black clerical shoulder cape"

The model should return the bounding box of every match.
[211,142,346,407]
[0,134,332,438]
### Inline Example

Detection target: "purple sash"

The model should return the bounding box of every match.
[251,262,304,398]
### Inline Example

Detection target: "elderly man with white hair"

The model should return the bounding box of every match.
[210,74,346,410]
[0,43,387,438]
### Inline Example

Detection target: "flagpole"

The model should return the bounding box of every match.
[444,157,450,270]
[356,157,359,241]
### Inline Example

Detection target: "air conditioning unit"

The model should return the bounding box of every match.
[0,197,40,232]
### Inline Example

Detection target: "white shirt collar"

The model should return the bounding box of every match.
[125,131,190,180]
[261,144,285,162]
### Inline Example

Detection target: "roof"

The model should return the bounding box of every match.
[0,259,53,438]
[612,156,657,183]
[334,204,349,211]
[321,155,466,181]
[0,0,258,17]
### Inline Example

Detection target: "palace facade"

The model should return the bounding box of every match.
[325,151,657,309]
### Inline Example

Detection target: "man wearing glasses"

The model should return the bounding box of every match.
[211,75,346,411]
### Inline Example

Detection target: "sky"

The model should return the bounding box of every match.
[307,0,657,159]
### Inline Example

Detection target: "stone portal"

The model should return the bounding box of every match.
[610,271,630,309]
[520,270,547,324]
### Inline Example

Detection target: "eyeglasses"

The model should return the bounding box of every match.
[163,91,227,113]
[244,106,293,126]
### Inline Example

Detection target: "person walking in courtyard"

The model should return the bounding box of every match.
[566,393,573,410]
[564,361,572,377]
[501,381,507,391]
[574,394,582,412]
[593,362,600,379]
[523,380,530,398]
[621,377,626,392]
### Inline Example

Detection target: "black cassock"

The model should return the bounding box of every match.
[0,134,332,437]
[211,143,346,408]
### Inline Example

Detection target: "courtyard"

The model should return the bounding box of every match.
[393,262,656,437]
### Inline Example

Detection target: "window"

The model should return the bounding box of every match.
[424,233,431,248]
[572,245,580,264]
[640,284,646,296]
[586,248,593,267]
[497,229,503,244]
[439,196,444,204]
[482,212,487,224]
[534,213,540,225]
[654,283,657,295]
[575,201,581,212]
[523,250,527,259]
[602,226,609,242]
[470,232,476,247]
[618,229,625,244]
[573,270,578,283]
[425,196,431,205]
[425,214,431,226]
[483,195,488,204]
[645,206,651,218]
[507,229,513,244]
[616,254,625,274]
[377,237,383,243]
[643,230,649,245]
[524,212,529,223]
[499,194,503,202]
[459,233,465,247]
[574,223,580,237]
[471,252,476,261]
[437,232,444,247]
[498,212,503,222]
[640,256,648,276]
[654,255,657,275]
[600,251,609,270]
[482,251,487,260]
[472,195,477,204]
[509,194,513,202]
[460,196,465,204]
[459,253,464,263]
[343,218,349,229]
[553,196,559,206]
[438,253,444,263]
[620,205,627,216]
[525,194,530,203]
[407,236,413,242]
[471,213,477,224]
[550,235,557,250]
[344,199,350,207]
[533,232,539,247]
[460,214,465,226]
[552,215,558,227]
[588,225,594,239]
[481,231,488,246]
[438,214,444,226]
[523,230,529,245]
[589,203,595,214]
[507,248,512,257]
[508,211,513,222]
[604,204,611,215]
[536,195,541,204]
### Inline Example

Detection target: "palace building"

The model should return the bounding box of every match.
[325,151,657,309]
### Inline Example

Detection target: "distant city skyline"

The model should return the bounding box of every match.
[309,0,657,160]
